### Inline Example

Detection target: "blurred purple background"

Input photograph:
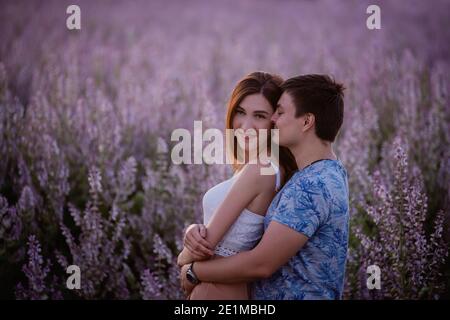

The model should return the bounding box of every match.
[0,0,449,299]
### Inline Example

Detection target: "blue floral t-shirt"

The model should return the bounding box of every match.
[252,159,349,300]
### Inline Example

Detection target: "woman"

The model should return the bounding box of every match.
[177,71,297,299]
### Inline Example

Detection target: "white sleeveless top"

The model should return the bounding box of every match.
[202,162,281,257]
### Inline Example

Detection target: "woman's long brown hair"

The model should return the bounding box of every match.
[225,71,298,186]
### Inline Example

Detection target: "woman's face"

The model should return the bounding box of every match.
[231,93,274,153]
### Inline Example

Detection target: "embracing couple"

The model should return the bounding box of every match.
[177,72,349,300]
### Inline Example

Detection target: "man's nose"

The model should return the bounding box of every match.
[271,112,278,123]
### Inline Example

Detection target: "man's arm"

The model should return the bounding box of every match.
[190,221,308,283]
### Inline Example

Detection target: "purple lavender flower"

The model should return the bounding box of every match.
[16,235,52,300]
[0,0,448,300]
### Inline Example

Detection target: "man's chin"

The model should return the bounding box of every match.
[276,137,286,147]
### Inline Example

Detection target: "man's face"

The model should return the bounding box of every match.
[271,92,304,147]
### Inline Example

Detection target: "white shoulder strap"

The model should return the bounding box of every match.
[269,161,281,191]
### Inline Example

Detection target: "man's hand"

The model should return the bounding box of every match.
[180,264,197,297]
[184,224,214,257]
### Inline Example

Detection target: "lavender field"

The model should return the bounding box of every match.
[0,0,449,299]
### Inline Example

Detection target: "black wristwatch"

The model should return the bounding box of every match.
[186,262,200,285]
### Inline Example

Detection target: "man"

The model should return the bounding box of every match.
[181,74,349,299]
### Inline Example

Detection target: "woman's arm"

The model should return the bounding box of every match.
[178,163,276,266]
[204,163,275,249]
[177,246,210,267]
[177,224,213,267]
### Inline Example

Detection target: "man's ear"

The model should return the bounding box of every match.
[302,113,315,131]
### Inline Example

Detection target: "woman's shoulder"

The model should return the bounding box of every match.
[236,162,278,192]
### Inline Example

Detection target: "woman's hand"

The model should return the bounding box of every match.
[177,247,200,267]
[183,224,214,258]
[177,224,214,267]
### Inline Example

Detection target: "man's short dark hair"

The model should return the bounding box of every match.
[281,74,345,142]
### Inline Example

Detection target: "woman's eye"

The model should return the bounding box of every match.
[236,110,245,115]
[255,114,266,119]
